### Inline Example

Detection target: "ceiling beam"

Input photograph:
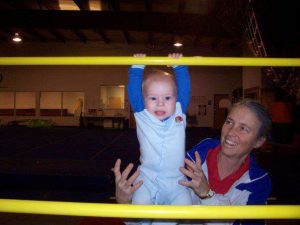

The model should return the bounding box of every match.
[95,29,110,44]
[72,29,87,42]
[0,10,234,38]
[178,0,186,14]
[48,29,66,42]
[193,35,200,47]
[0,2,19,9]
[25,29,48,42]
[211,37,221,49]
[108,0,120,11]
[0,29,10,42]
[73,0,90,10]
[208,0,243,40]
[40,0,60,10]
[122,30,131,44]
[144,0,153,46]
[148,32,154,45]
[144,0,152,12]
[0,35,8,42]
[0,1,37,9]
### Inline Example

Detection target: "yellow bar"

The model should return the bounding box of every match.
[0,57,299,66]
[0,199,300,219]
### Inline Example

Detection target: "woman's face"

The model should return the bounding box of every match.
[220,105,266,161]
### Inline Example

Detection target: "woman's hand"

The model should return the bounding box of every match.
[179,151,211,198]
[112,158,143,204]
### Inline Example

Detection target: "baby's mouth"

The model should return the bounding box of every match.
[155,111,166,116]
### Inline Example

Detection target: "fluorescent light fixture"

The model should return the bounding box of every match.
[12,33,22,42]
[59,0,79,10]
[89,0,102,10]
[173,42,183,47]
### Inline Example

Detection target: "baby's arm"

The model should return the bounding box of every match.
[169,53,191,113]
[127,54,146,113]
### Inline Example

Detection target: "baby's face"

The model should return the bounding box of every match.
[143,77,176,121]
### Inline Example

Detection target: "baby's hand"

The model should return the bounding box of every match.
[132,53,146,68]
[134,53,146,58]
[168,53,182,59]
[168,53,182,67]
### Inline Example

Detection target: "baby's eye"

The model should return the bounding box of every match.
[149,97,156,101]
[165,96,173,101]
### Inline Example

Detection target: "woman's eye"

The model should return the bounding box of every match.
[240,126,250,133]
[225,119,232,125]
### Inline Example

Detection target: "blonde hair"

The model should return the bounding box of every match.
[142,69,177,97]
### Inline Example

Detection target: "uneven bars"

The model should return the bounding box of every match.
[0,199,300,219]
[0,57,299,66]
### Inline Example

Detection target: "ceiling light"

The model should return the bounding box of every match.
[13,33,22,42]
[59,0,79,10]
[89,0,102,10]
[174,42,183,47]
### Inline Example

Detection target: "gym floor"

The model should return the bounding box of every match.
[0,127,299,224]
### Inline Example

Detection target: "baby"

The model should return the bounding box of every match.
[127,53,192,224]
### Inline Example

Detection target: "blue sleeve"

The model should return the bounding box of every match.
[238,174,272,205]
[249,174,272,205]
[236,155,272,205]
[185,138,220,181]
[127,67,145,112]
[186,138,220,164]
[174,65,190,113]
[235,162,272,225]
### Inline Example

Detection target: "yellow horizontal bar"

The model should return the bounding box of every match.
[0,199,300,219]
[0,57,299,66]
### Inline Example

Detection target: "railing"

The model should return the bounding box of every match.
[0,56,299,66]
[0,199,300,219]
[0,56,299,221]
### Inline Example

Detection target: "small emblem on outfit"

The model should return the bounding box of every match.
[175,116,183,123]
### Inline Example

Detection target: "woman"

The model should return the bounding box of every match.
[113,99,272,224]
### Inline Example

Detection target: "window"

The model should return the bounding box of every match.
[40,91,84,117]
[16,92,36,116]
[0,92,14,116]
[0,91,85,117]
[100,85,125,109]
[40,92,62,116]
[62,92,84,116]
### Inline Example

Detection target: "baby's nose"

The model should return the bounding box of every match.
[157,98,165,106]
